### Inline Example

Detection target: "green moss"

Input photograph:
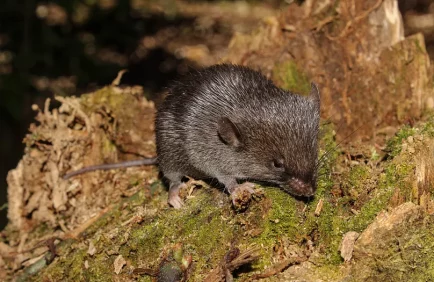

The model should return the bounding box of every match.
[421,115,434,136]
[252,122,341,266]
[272,61,311,95]
[83,254,114,282]
[413,36,426,54]
[39,249,93,282]
[67,250,91,280]
[98,189,236,278]
[245,188,299,269]
[81,206,123,238]
[314,162,396,265]
[345,187,394,233]
[318,122,339,188]
[260,189,299,242]
[342,165,371,199]
[385,125,416,158]
[149,180,165,196]
[305,122,341,263]
[79,86,152,137]
[32,222,51,238]
[304,179,340,264]
[101,135,117,157]
[370,146,381,161]
[384,162,414,185]
[348,166,369,187]
[80,87,128,114]
[168,193,234,272]
[34,189,238,280]
[341,160,412,234]
[296,121,428,266]
[337,160,414,242]
[317,201,343,263]
[312,265,346,280]
[137,277,153,282]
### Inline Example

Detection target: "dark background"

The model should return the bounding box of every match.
[0,0,191,229]
[0,0,285,229]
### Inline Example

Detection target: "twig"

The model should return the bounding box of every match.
[65,206,111,239]
[312,15,336,32]
[226,247,260,271]
[249,256,307,280]
[204,247,260,282]
[326,0,383,41]
[55,96,93,132]
[111,69,127,86]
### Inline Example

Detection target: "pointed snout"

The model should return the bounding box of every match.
[284,177,316,197]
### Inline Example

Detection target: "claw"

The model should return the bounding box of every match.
[168,195,184,209]
[230,182,256,211]
[168,183,187,209]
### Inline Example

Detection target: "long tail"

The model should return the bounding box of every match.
[62,157,158,180]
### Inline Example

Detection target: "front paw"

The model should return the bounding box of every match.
[230,182,256,211]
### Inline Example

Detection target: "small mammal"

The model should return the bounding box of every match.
[64,64,320,208]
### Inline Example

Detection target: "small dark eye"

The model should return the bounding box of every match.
[272,159,285,170]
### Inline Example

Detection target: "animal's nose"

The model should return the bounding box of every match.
[288,177,315,197]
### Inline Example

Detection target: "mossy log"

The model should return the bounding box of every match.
[2,85,433,281]
[1,0,434,281]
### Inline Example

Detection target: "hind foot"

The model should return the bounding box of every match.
[168,183,187,209]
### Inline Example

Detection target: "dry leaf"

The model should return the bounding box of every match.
[339,231,359,262]
[87,241,96,256]
[114,255,126,274]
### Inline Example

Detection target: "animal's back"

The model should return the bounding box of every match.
[155,64,273,177]
[155,64,315,179]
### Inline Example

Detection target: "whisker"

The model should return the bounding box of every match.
[316,122,367,170]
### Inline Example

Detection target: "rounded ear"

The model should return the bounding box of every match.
[309,82,320,105]
[218,117,242,148]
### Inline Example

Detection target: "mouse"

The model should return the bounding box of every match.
[63,64,321,209]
